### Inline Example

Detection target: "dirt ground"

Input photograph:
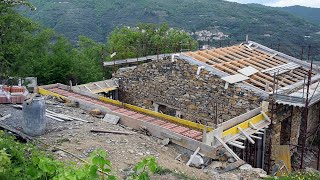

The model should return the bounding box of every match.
[0,98,212,179]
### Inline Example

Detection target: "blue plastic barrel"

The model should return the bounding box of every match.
[22,96,46,136]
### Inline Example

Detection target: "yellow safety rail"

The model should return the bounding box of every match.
[98,96,213,131]
[92,87,117,94]
[222,112,269,137]
[38,87,68,101]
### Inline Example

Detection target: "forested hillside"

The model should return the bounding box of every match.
[1,1,195,84]
[23,0,320,46]
[278,6,320,25]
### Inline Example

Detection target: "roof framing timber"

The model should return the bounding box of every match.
[182,42,315,92]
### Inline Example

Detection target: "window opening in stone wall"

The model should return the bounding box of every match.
[158,104,177,117]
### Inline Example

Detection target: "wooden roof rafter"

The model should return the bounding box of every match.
[229,46,281,69]
[181,43,318,92]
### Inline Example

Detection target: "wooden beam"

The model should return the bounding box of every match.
[226,59,276,89]
[228,141,245,149]
[205,50,228,63]
[188,52,212,63]
[237,46,286,67]
[208,49,235,62]
[231,47,278,69]
[186,147,201,166]
[191,52,216,65]
[249,122,257,130]
[238,127,255,144]
[261,111,271,122]
[198,51,225,64]
[250,134,262,140]
[215,136,241,160]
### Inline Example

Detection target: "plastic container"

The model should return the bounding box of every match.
[22,96,46,136]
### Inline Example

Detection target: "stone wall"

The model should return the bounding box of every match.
[306,101,320,144]
[115,58,262,126]
[269,102,320,156]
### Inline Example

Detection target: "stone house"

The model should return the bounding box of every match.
[115,41,320,165]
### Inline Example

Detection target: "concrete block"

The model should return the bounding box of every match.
[103,113,120,124]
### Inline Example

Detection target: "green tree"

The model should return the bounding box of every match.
[107,23,197,60]
[13,30,75,84]
[0,1,104,85]
[0,1,37,79]
[71,36,104,84]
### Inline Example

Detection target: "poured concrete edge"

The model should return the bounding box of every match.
[109,111,218,159]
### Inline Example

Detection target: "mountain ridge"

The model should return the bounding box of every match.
[23,0,320,46]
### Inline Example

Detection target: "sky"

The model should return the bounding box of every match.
[225,0,320,8]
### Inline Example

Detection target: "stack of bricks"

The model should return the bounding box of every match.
[0,86,26,104]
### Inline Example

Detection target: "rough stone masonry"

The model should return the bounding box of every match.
[115,58,263,126]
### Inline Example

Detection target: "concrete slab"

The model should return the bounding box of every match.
[103,114,120,124]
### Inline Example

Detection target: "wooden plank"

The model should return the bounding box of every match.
[186,147,201,166]
[193,51,222,65]
[215,136,241,160]
[214,64,237,74]
[189,52,212,63]
[230,140,244,145]
[228,47,276,69]
[238,127,255,144]
[208,49,235,62]
[273,145,292,175]
[0,114,11,121]
[238,47,286,67]
[222,112,268,137]
[228,59,276,88]
[250,134,262,140]
[220,107,262,130]
[90,129,136,135]
[199,51,225,64]
[220,48,245,59]
[228,141,245,149]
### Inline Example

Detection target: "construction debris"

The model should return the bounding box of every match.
[160,138,170,146]
[102,113,120,124]
[89,109,102,116]
[90,129,136,135]
[189,155,204,168]
[186,147,201,166]
[46,110,90,123]
[175,154,182,161]
[0,114,11,121]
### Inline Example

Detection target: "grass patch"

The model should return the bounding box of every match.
[265,171,320,180]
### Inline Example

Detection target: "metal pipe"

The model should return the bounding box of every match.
[267,72,276,174]
[317,102,320,170]
[262,129,266,169]
[300,60,313,169]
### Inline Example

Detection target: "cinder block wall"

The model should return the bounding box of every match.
[115,59,262,126]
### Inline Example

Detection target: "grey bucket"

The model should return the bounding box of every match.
[22,96,46,136]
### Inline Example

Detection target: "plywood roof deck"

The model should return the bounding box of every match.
[183,44,312,92]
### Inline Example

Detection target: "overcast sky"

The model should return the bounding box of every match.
[225,0,320,8]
